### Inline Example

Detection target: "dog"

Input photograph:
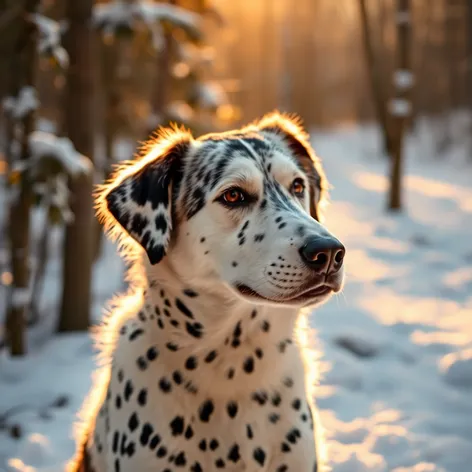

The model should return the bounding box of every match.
[68,112,345,472]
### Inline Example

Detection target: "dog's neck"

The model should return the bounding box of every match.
[140,258,307,397]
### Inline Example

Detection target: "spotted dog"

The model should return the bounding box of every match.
[68,112,345,472]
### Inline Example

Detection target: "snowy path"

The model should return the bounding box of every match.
[1,125,471,472]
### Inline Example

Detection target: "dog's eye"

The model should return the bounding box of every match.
[220,188,246,206]
[291,178,305,196]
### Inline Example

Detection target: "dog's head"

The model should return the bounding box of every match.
[98,112,345,307]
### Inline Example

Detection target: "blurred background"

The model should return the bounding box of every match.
[0,1,472,471]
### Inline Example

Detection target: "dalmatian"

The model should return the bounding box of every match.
[68,112,345,472]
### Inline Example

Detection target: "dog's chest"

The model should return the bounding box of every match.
[107,369,317,471]
[106,316,318,471]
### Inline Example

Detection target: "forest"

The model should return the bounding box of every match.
[0,1,471,471]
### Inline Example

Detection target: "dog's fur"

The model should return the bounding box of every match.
[68,112,345,472]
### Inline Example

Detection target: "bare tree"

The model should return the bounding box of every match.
[4,0,40,356]
[387,0,413,211]
[58,0,95,331]
[358,0,394,157]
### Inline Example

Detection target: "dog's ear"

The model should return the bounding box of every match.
[256,112,328,221]
[96,129,192,265]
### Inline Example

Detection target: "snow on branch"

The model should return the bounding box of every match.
[393,70,414,90]
[11,287,31,309]
[2,87,39,120]
[30,14,69,68]
[396,11,411,25]
[27,132,93,177]
[388,98,412,117]
[93,1,202,49]
[194,81,228,110]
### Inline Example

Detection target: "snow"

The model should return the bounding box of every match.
[389,98,412,117]
[3,88,39,121]
[11,288,31,310]
[1,121,472,471]
[393,70,415,90]
[31,15,69,69]
[194,81,228,109]
[28,132,93,178]
[93,1,201,49]
[396,11,411,25]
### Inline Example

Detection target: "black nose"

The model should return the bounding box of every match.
[299,236,345,274]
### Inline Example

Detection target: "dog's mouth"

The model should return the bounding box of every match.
[235,282,334,305]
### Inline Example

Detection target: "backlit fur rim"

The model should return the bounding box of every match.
[94,125,194,270]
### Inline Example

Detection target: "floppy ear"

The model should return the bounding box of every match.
[256,112,328,221]
[96,129,192,265]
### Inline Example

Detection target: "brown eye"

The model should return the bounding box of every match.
[292,178,305,196]
[222,188,246,205]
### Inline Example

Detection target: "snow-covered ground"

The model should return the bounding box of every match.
[1,122,472,472]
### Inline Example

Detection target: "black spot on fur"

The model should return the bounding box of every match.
[199,400,215,422]
[175,298,194,319]
[183,288,198,298]
[254,233,265,242]
[281,442,291,452]
[253,448,266,466]
[243,357,255,373]
[173,370,183,384]
[227,402,238,418]
[186,321,203,338]
[124,380,133,401]
[184,425,194,439]
[205,350,218,363]
[154,214,167,233]
[269,413,280,423]
[130,214,148,237]
[210,439,219,450]
[149,434,161,450]
[146,346,158,361]
[129,328,144,341]
[228,444,241,463]
[166,342,179,351]
[191,462,203,472]
[272,392,282,406]
[185,356,197,370]
[112,431,119,453]
[158,377,172,393]
[198,439,207,451]
[252,391,268,405]
[140,423,153,446]
[292,398,301,410]
[128,412,139,432]
[174,451,187,466]
[170,416,185,436]
[156,446,167,457]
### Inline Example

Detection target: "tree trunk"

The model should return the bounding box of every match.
[147,0,176,136]
[5,0,40,356]
[358,0,394,157]
[58,0,95,332]
[387,0,412,211]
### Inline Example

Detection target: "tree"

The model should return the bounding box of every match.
[387,0,413,211]
[358,0,394,158]
[4,0,40,356]
[58,0,95,331]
